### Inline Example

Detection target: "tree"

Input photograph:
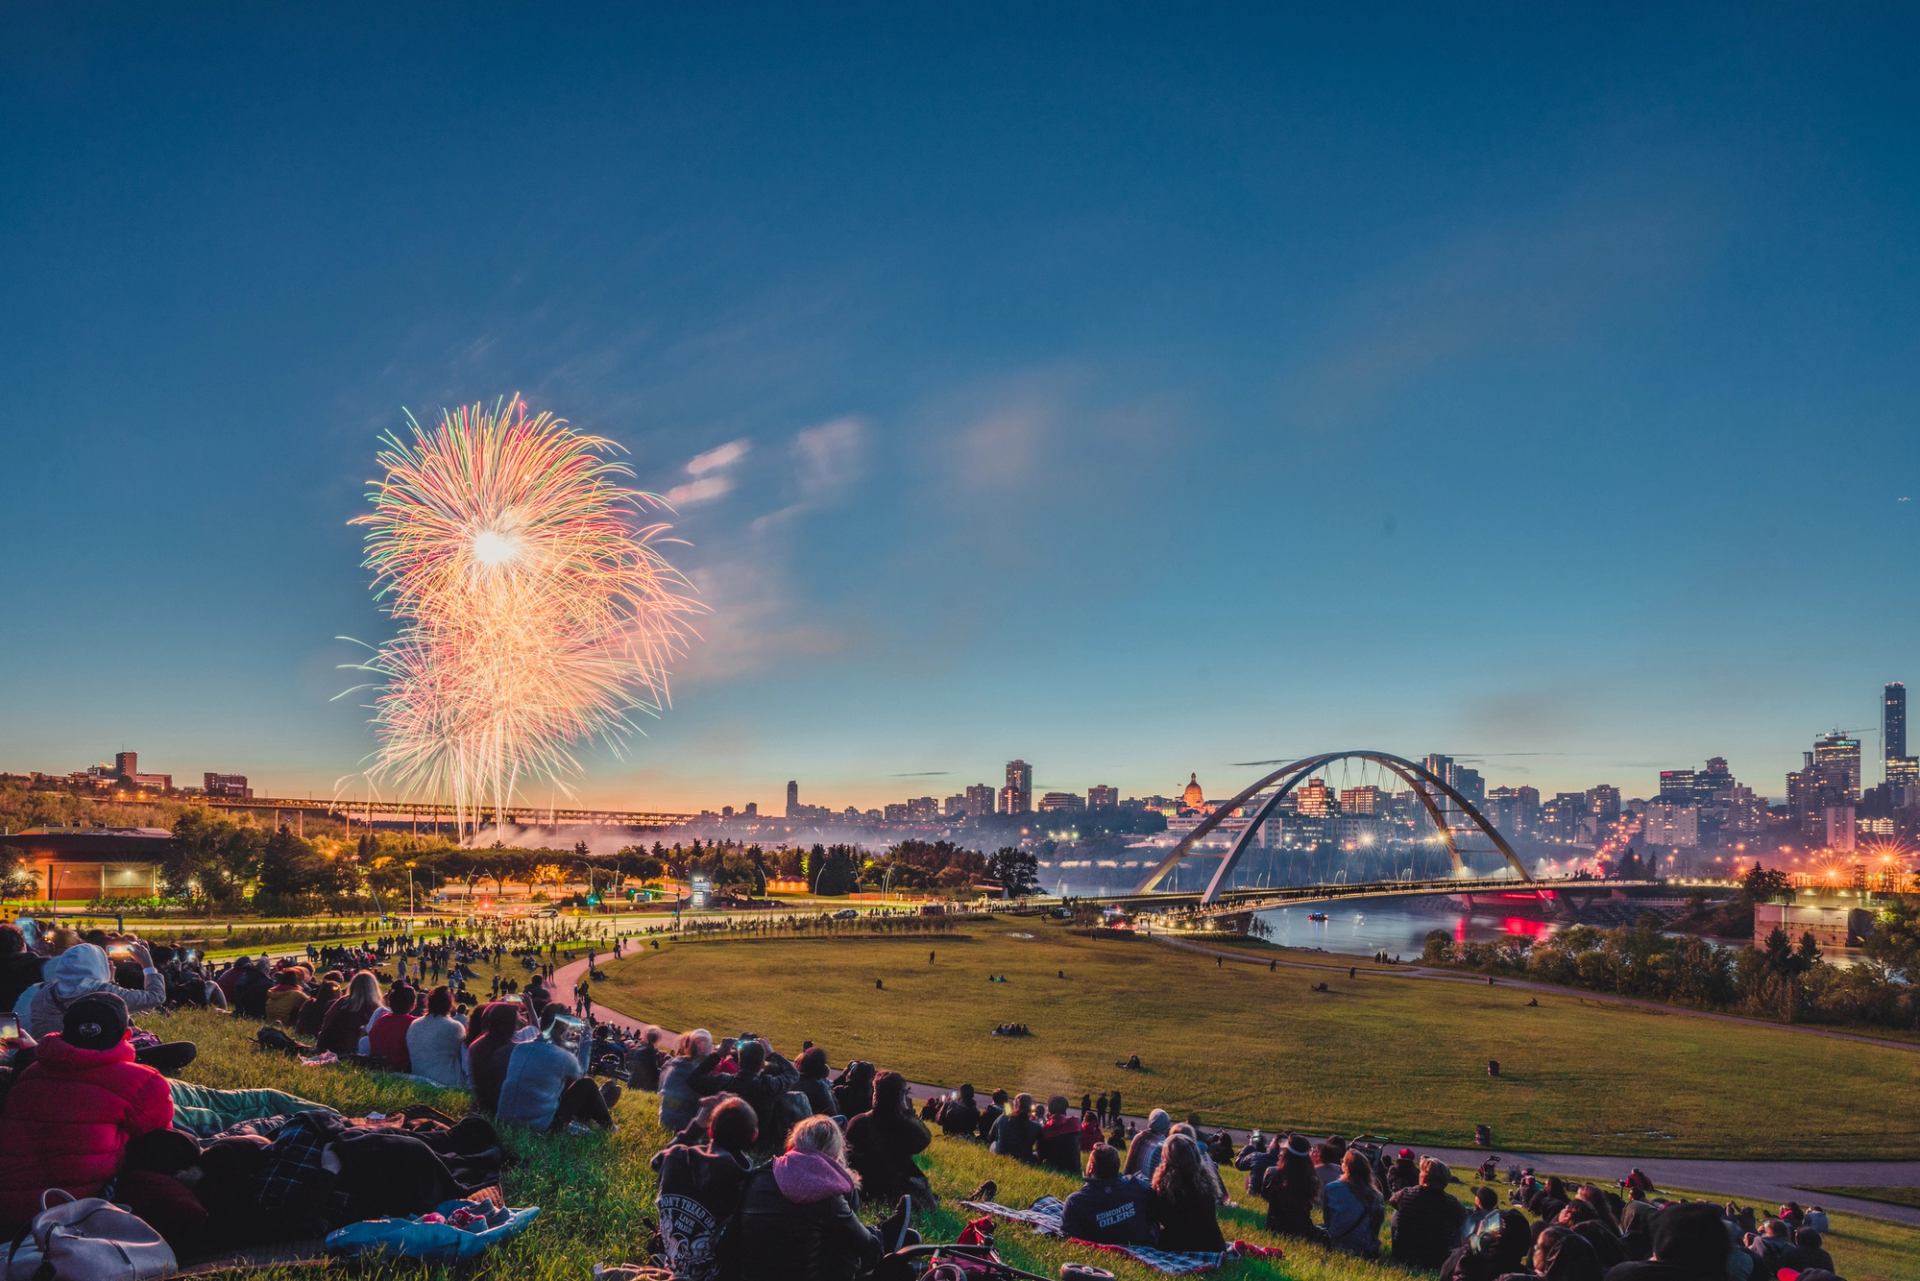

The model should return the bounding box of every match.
[984,847,1039,899]
[1863,898,1920,974]
[167,809,263,905]
[1741,863,1792,905]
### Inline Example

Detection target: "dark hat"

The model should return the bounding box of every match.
[1283,1133,1313,1157]
[1650,1202,1733,1273]
[63,991,129,1050]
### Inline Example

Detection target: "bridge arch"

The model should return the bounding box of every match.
[1133,750,1530,903]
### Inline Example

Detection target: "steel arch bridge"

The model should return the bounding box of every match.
[1133,750,1531,905]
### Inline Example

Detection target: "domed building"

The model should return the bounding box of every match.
[1181,772,1206,812]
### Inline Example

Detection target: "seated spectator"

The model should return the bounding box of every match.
[627,1027,665,1093]
[262,968,310,1027]
[1789,1228,1835,1274]
[659,1029,716,1133]
[1037,1094,1083,1173]
[0,923,45,1012]
[1323,1147,1386,1257]
[1079,1108,1103,1152]
[1386,1146,1421,1196]
[988,1092,1042,1162]
[14,941,166,1039]
[729,1114,891,1281]
[0,994,173,1228]
[1444,1209,1533,1281]
[1802,1206,1830,1235]
[1258,1133,1320,1240]
[1557,1196,1627,1270]
[225,957,271,1019]
[316,970,382,1058]
[1063,1143,1158,1247]
[978,1089,1008,1140]
[1391,1157,1467,1270]
[1500,1224,1602,1281]
[405,985,469,1088]
[652,1095,757,1281]
[831,1059,875,1118]
[1122,1108,1174,1178]
[1606,1202,1738,1281]
[366,983,417,1071]
[938,1083,981,1137]
[1152,1133,1225,1252]
[498,1010,621,1133]
[294,974,341,1039]
[692,1039,801,1154]
[844,1070,932,1203]
[467,1001,526,1113]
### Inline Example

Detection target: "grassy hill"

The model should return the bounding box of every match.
[156,1009,1913,1281]
[591,918,1920,1159]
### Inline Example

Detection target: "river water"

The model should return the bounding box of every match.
[1251,896,1559,960]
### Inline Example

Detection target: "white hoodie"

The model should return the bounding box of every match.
[14,943,167,1038]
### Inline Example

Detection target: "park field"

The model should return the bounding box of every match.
[139,1010,1919,1281]
[594,918,1920,1160]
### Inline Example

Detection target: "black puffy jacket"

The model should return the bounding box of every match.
[726,1164,880,1281]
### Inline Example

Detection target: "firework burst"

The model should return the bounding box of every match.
[340,395,701,836]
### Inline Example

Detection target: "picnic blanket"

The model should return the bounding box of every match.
[958,1197,1283,1277]
[325,1198,539,1264]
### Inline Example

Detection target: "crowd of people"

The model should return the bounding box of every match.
[0,914,1867,1281]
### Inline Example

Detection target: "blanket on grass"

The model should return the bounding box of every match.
[958,1197,1282,1277]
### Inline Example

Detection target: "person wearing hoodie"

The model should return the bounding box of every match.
[728,1114,892,1281]
[1442,1209,1534,1281]
[831,1059,876,1118]
[14,941,166,1039]
[0,993,174,1228]
[1063,1144,1158,1247]
[658,1029,716,1133]
[651,1095,757,1281]
[0,923,45,1013]
[844,1070,932,1203]
[988,1092,1043,1162]
[1122,1108,1174,1178]
[1037,1095,1083,1173]
[404,985,470,1089]
[1392,1158,1469,1269]
[691,1039,802,1154]
[1605,1202,1739,1281]
[262,968,310,1027]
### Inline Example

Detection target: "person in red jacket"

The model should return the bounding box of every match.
[0,992,174,1228]
[365,983,416,1071]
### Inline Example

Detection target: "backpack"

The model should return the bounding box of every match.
[5,1191,177,1281]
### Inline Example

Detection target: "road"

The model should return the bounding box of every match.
[549,953,1920,1229]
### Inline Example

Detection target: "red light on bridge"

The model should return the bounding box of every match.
[1501,916,1549,939]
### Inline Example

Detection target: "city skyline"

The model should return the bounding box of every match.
[6,9,1920,813]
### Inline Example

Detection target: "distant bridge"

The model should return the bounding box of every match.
[1098,875,1728,920]
[1136,750,1530,905]
[180,795,694,831]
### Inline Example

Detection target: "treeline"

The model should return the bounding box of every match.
[1422,914,1919,1032]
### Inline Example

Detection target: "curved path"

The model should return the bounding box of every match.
[552,954,1920,1229]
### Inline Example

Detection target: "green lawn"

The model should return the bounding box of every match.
[1799,1186,1920,1210]
[592,920,1920,1159]
[153,1010,1917,1281]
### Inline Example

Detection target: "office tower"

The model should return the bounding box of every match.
[1586,784,1622,823]
[964,783,996,817]
[1087,784,1118,809]
[115,751,138,779]
[1003,760,1033,814]
[1813,730,1862,799]
[785,780,799,817]
[1887,683,1908,776]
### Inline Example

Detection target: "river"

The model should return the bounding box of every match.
[1250,896,1558,959]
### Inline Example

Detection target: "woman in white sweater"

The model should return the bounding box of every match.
[405,985,470,1088]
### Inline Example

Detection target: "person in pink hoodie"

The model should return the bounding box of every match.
[728,1115,899,1281]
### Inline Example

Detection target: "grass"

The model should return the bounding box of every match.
[1798,1186,1920,1210]
[156,1010,1917,1281]
[591,919,1920,1159]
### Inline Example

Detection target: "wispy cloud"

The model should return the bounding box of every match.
[752,416,869,531]
[664,437,752,508]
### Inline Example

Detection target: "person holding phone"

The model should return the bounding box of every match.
[496,1008,621,1133]
[12,940,166,1041]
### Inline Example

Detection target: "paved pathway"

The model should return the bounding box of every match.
[551,954,1920,1229]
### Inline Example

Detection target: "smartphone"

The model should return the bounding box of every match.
[0,1013,19,1042]
[548,1013,584,1045]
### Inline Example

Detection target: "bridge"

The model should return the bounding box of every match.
[138,794,694,832]
[1135,749,1534,905]
[1096,876,1724,921]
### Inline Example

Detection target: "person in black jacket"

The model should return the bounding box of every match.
[1062,1144,1157,1246]
[830,1060,875,1118]
[795,1046,836,1116]
[1152,1134,1226,1252]
[987,1092,1042,1162]
[1603,1202,1736,1281]
[691,1039,800,1155]
[1442,1209,1533,1281]
[1258,1135,1321,1240]
[844,1070,931,1204]
[938,1083,981,1137]
[651,1096,756,1281]
[727,1115,901,1281]
[1390,1158,1466,1270]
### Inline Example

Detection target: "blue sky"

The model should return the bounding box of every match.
[4,5,1918,812]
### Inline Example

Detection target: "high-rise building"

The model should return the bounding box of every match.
[1813,730,1862,799]
[785,780,799,818]
[1657,769,1696,802]
[944,794,968,818]
[1087,784,1118,810]
[1887,683,1908,777]
[114,751,137,780]
[1038,791,1084,814]
[1338,785,1384,816]
[963,784,996,817]
[1586,784,1622,823]
[1002,760,1033,815]
[1642,801,1699,848]
[1296,778,1333,817]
